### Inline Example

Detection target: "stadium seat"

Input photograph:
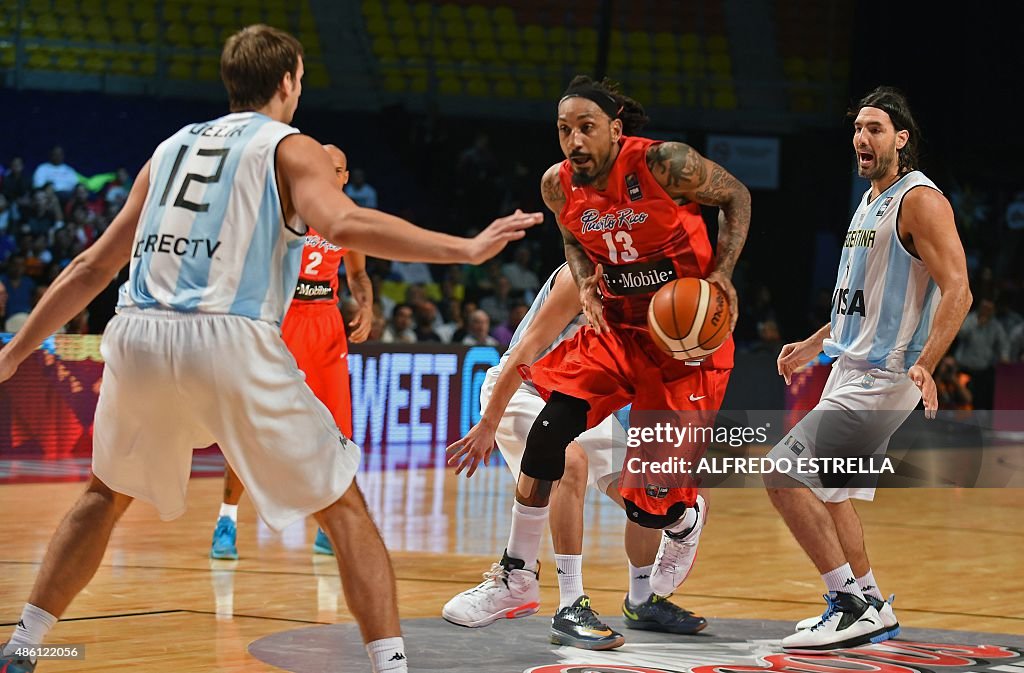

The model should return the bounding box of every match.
[130,2,156,22]
[165,22,192,47]
[111,18,136,43]
[106,0,131,19]
[85,17,111,42]
[522,76,544,99]
[168,56,194,79]
[383,72,406,93]
[212,5,237,27]
[0,43,15,69]
[25,46,55,70]
[61,15,87,41]
[109,54,136,75]
[465,76,489,97]
[82,53,108,74]
[137,54,156,76]
[305,61,329,88]
[193,23,217,49]
[186,4,209,25]
[465,5,488,24]
[493,77,517,98]
[27,15,61,39]
[492,6,515,26]
[137,21,158,42]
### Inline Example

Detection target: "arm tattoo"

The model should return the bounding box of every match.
[646,142,708,192]
[541,168,567,215]
[698,166,751,278]
[559,222,595,287]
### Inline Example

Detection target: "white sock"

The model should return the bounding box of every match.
[506,501,548,571]
[3,604,57,655]
[554,554,584,609]
[366,636,407,672]
[822,563,864,598]
[219,503,238,522]
[665,499,700,537]
[857,569,884,601]
[627,562,654,605]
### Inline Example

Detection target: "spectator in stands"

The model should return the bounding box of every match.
[0,278,7,327]
[382,303,416,344]
[955,299,1009,409]
[0,255,35,317]
[0,194,11,235]
[491,300,528,347]
[32,145,80,195]
[452,300,477,343]
[63,184,103,220]
[103,167,132,208]
[2,157,31,206]
[456,133,498,228]
[750,318,783,353]
[23,187,63,236]
[436,298,462,343]
[461,309,499,347]
[413,301,443,342]
[391,260,434,285]
[344,168,378,208]
[499,160,537,215]
[441,265,466,304]
[935,355,973,411]
[502,245,540,296]
[480,275,513,326]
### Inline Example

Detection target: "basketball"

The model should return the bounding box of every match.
[646,277,731,360]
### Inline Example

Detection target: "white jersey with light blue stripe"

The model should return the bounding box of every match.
[499,264,586,369]
[118,111,305,324]
[823,171,941,371]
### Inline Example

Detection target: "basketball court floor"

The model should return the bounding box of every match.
[1,446,1021,672]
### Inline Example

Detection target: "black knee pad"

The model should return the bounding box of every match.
[520,392,590,482]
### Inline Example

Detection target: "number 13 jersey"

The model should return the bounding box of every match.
[119,111,306,325]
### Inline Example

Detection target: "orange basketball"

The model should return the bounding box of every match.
[647,278,731,360]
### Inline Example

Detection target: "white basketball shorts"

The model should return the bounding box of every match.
[93,309,361,531]
[767,356,921,502]
[481,366,624,493]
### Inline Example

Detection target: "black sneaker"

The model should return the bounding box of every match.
[550,595,625,650]
[622,593,708,634]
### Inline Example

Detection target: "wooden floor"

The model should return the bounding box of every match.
[1,463,1022,672]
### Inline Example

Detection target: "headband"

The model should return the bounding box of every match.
[559,83,622,119]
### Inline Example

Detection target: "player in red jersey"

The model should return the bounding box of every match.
[209,144,373,559]
[499,77,751,606]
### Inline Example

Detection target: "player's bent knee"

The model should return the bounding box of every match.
[562,442,589,484]
[520,392,590,482]
[85,475,134,514]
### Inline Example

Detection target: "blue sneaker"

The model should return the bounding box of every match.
[210,516,238,560]
[313,528,334,555]
[0,643,37,672]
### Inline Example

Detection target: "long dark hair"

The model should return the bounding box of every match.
[851,86,921,174]
[563,75,650,135]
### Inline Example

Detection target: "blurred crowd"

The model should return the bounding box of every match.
[2,143,1022,410]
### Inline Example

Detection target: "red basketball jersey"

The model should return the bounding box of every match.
[293,229,347,303]
[557,135,733,368]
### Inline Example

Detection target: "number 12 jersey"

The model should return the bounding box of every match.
[119,111,306,325]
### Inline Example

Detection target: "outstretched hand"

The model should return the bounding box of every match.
[446,420,498,478]
[469,209,544,265]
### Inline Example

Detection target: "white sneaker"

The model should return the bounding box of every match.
[797,594,899,639]
[782,592,889,652]
[650,497,705,597]
[442,551,540,628]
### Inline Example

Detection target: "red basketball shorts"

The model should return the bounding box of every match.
[525,325,731,527]
[281,302,352,438]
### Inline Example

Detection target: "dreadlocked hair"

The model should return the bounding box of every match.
[566,75,650,135]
